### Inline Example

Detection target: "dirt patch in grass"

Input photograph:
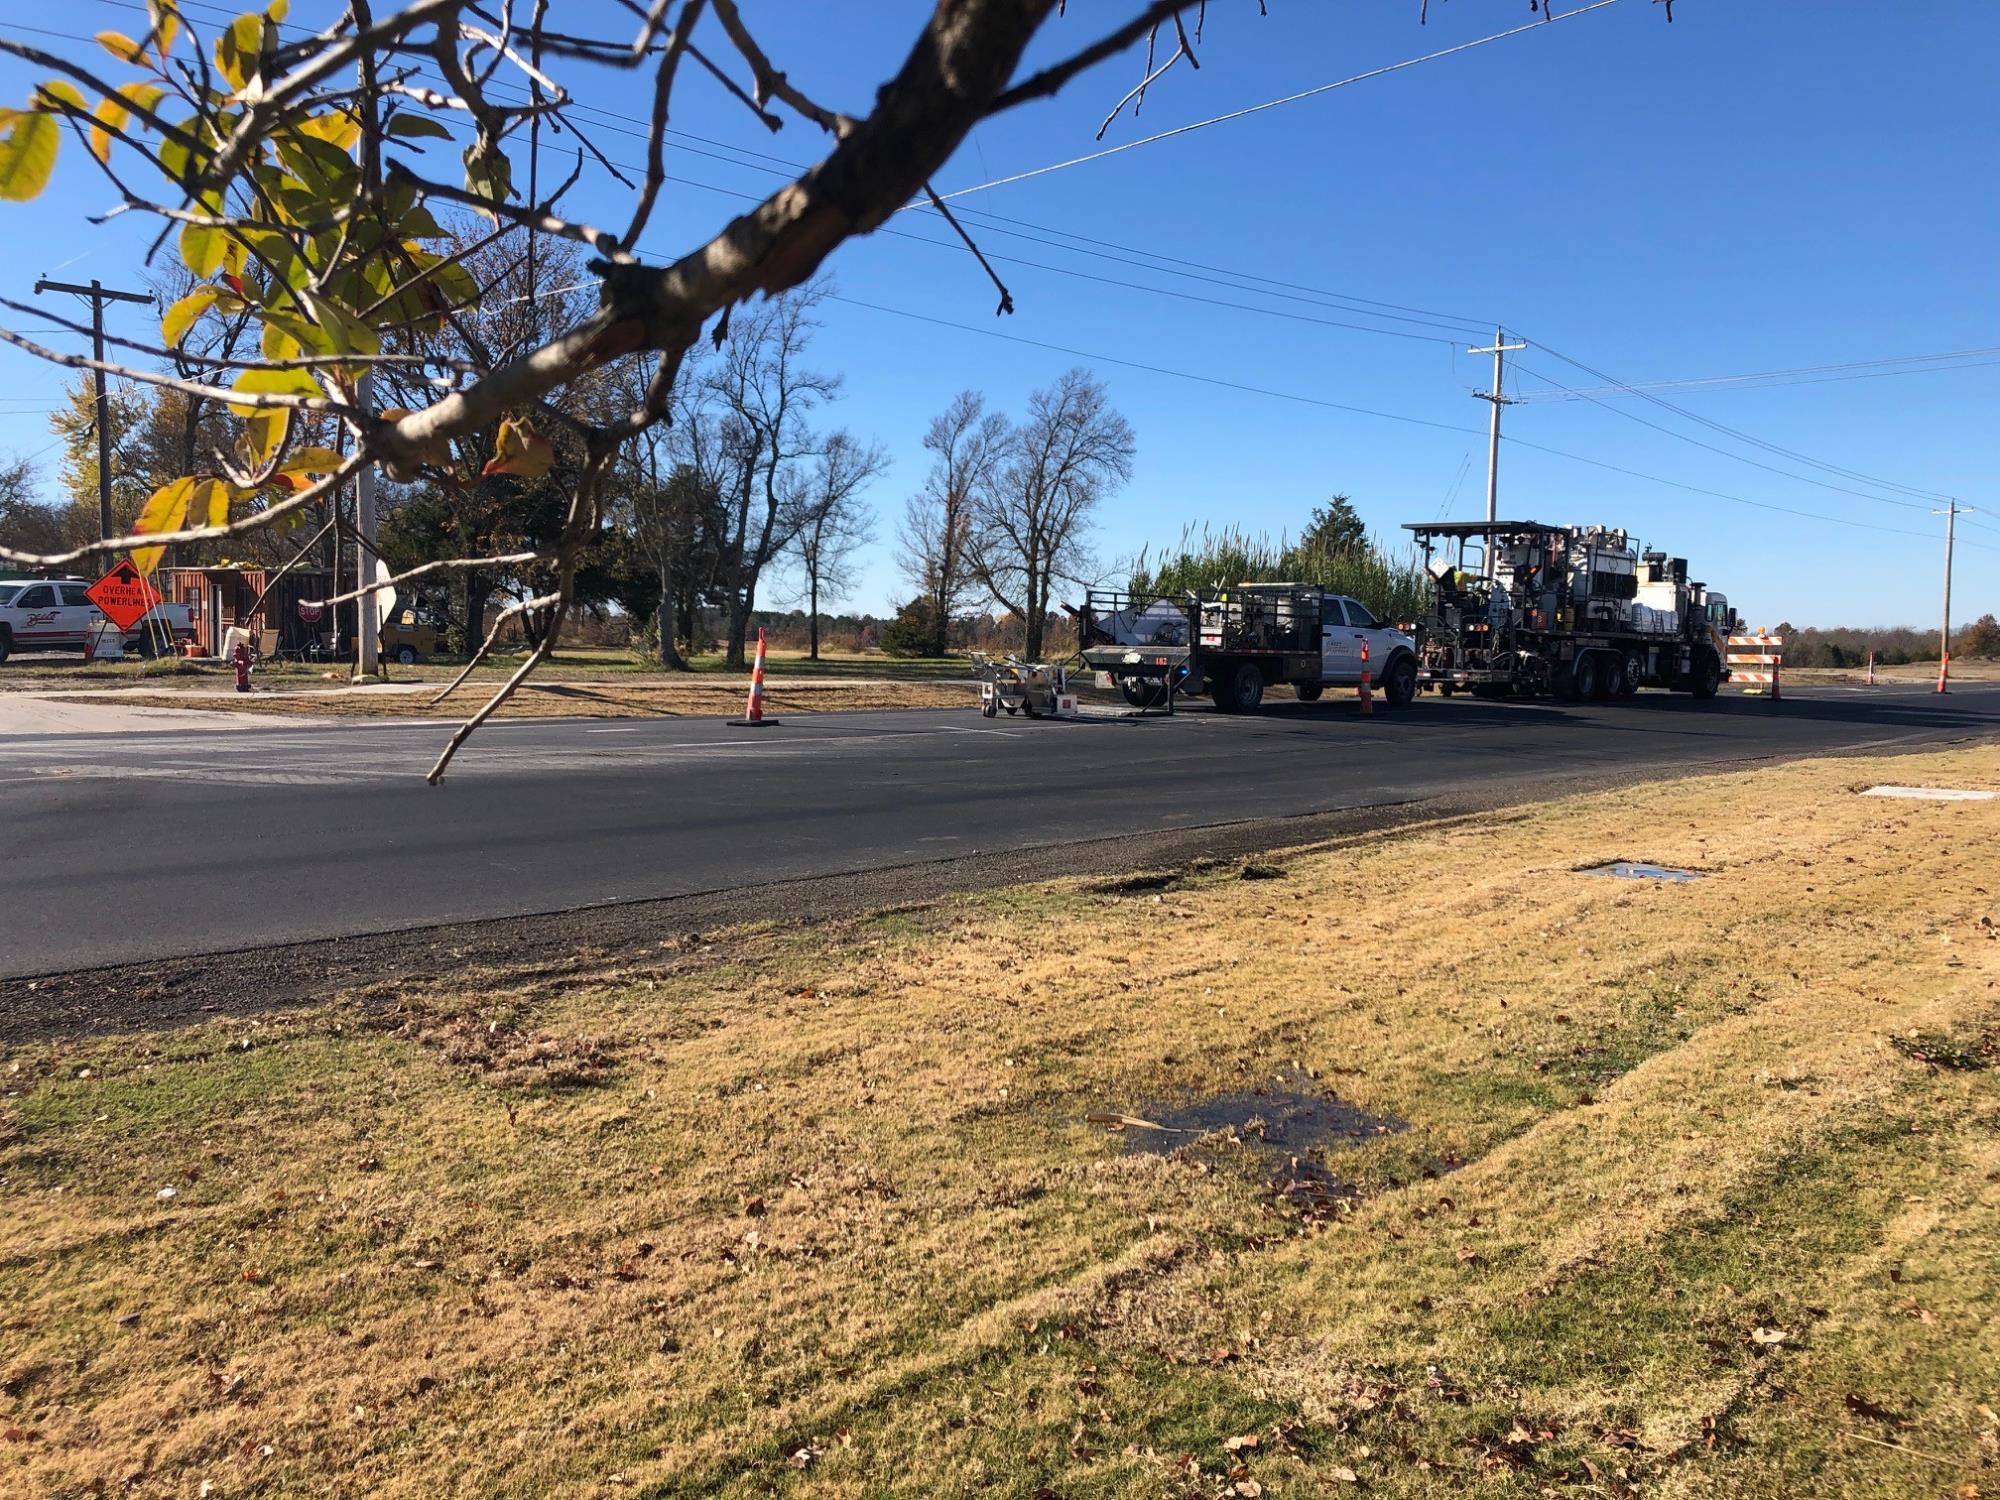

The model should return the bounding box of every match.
[3,747,1997,1496]
[90,674,972,720]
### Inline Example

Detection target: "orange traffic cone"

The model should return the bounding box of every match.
[1936,652,1950,695]
[1865,650,1874,687]
[1357,638,1373,716]
[729,627,781,726]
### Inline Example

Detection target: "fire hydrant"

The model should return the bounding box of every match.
[233,641,251,693]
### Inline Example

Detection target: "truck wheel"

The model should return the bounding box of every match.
[0,629,12,665]
[394,645,418,666]
[1618,652,1642,695]
[1294,682,1323,702]
[1381,656,1418,706]
[1217,662,1264,713]
[1573,650,1604,701]
[1118,676,1166,709]
[1690,650,1723,700]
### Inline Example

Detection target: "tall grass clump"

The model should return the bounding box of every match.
[1129,523,1430,623]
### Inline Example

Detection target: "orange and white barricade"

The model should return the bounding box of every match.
[1726,630,1784,700]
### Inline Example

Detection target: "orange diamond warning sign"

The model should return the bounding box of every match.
[85,561,163,632]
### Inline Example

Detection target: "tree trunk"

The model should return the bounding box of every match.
[1022,564,1043,661]
[463,576,492,658]
[726,589,753,669]
[808,570,821,661]
[653,559,690,670]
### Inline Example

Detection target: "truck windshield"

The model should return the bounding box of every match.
[1345,600,1379,628]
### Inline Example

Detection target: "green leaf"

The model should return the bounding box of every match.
[386,112,452,142]
[162,285,218,347]
[462,140,511,208]
[227,366,320,418]
[194,475,236,528]
[0,108,58,201]
[278,446,342,476]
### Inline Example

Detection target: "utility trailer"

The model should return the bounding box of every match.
[1403,520,1738,701]
[1078,585,1418,713]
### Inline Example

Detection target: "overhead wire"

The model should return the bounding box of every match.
[31,0,1992,554]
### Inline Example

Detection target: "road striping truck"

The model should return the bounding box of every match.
[1403,520,1737,701]
[1079,584,1419,712]
[0,577,197,663]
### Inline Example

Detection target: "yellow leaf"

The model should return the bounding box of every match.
[88,84,161,163]
[179,221,224,277]
[215,14,264,93]
[0,108,57,202]
[278,446,342,476]
[243,410,290,469]
[195,476,235,529]
[148,1,181,57]
[132,476,196,575]
[32,81,87,114]
[95,31,147,65]
[266,0,289,21]
[161,285,218,347]
[482,417,555,480]
[227,367,320,418]
[297,110,360,151]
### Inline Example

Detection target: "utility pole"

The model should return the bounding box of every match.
[34,277,154,541]
[1933,499,1957,694]
[1468,326,1525,574]
[355,373,380,677]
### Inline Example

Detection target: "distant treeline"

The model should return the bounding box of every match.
[1778,616,1999,667]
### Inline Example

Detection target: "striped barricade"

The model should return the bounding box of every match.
[1726,631,1784,700]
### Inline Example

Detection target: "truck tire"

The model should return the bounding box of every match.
[1118,676,1166,709]
[1381,655,1418,707]
[1573,650,1604,701]
[1216,662,1264,713]
[1294,682,1323,702]
[1690,649,1723,700]
[395,645,418,665]
[1618,651,1642,695]
[0,628,11,665]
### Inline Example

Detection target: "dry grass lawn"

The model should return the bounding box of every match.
[95,675,971,720]
[3,747,1997,1498]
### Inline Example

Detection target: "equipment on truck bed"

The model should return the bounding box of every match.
[1404,520,1738,701]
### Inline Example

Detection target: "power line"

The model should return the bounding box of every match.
[931,0,1625,204]
[1511,346,2000,401]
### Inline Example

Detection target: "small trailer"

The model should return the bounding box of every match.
[1078,584,1419,713]
[973,653,1077,718]
[1404,520,1738,700]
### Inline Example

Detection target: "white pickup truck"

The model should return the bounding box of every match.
[0,577,197,662]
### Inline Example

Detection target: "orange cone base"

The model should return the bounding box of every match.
[727,715,781,726]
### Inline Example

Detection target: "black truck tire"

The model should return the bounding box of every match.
[1118,676,1167,709]
[1215,662,1264,713]
[1690,649,1723,699]
[0,628,12,665]
[1294,682,1323,702]
[1618,651,1642,695]
[1381,654,1418,706]
[1573,650,1604,701]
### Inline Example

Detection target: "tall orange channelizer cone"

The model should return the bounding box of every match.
[1937,652,1950,695]
[1866,650,1875,687]
[1357,638,1373,716]
[728,627,781,726]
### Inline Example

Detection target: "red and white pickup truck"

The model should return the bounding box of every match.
[0,577,197,662]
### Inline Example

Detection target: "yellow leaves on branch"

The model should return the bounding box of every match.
[0,109,58,202]
[483,417,556,480]
[132,477,237,575]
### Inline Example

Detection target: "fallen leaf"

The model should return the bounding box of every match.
[1223,1433,1259,1452]
[1749,1326,1789,1346]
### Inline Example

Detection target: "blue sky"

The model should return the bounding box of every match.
[3,0,1995,627]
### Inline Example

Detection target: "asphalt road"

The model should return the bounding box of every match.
[3,681,1997,979]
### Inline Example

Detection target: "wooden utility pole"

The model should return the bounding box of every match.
[1468,327,1525,574]
[34,277,153,540]
[1934,499,1957,693]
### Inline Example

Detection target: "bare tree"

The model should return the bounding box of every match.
[683,287,843,668]
[0,456,63,556]
[789,431,885,660]
[899,391,1009,658]
[968,369,1134,661]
